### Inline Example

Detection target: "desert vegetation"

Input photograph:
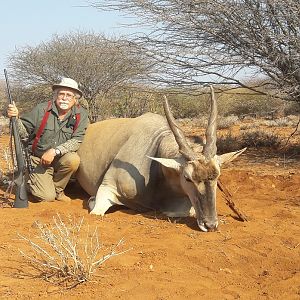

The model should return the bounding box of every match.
[18,214,128,289]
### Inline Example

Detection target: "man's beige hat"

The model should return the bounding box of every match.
[52,78,83,98]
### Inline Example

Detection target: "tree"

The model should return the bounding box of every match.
[92,0,300,103]
[8,31,150,121]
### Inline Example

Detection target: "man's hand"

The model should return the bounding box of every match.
[41,149,56,165]
[7,101,19,118]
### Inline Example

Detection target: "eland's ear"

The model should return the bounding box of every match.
[217,148,247,166]
[147,156,182,171]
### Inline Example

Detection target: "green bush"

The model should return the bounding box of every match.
[165,94,209,119]
[218,92,285,118]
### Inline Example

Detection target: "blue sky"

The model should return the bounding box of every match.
[0,1,256,83]
[0,0,135,78]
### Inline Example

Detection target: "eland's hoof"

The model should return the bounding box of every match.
[88,196,96,212]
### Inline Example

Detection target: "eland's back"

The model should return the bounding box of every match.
[77,113,174,197]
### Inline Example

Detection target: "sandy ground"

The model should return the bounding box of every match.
[0,125,299,300]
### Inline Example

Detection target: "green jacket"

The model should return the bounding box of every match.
[18,101,89,158]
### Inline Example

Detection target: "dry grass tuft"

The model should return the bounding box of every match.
[0,146,14,207]
[0,117,10,135]
[260,118,294,127]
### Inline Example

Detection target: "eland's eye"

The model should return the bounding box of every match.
[184,175,192,182]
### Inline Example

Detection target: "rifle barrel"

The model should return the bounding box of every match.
[4,69,29,208]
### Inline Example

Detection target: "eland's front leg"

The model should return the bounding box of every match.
[89,185,123,216]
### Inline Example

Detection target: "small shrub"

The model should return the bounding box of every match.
[192,116,208,128]
[218,92,272,117]
[260,120,278,127]
[286,115,300,126]
[18,214,129,289]
[283,102,300,116]
[217,129,283,152]
[217,132,242,153]
[281,144,300,158]
[260,118,295,127]
[166,95,209,119]
[240,123,259,130]
[275,117,294,127]
[218,115,239,129]
[241,130,281,149]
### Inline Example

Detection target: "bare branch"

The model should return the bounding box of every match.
[91,0,300,102]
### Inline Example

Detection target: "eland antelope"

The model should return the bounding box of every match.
[77,87,245,232]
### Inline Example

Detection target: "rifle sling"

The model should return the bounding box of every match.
[31,101,81,154]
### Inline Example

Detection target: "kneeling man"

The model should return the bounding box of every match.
[7,78,89,202]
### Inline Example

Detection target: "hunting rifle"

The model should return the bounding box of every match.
[4,69,28,208]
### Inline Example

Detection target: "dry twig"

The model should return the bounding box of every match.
[282,117,300,149]
[217,179,248,222]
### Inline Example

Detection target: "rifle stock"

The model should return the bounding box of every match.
[4,69,29,208]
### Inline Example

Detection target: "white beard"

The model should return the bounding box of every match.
[58,102,69,110]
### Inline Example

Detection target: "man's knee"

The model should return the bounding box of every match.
[29,187,56,202]
[28,173,56,202]
[58,152,80,172]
